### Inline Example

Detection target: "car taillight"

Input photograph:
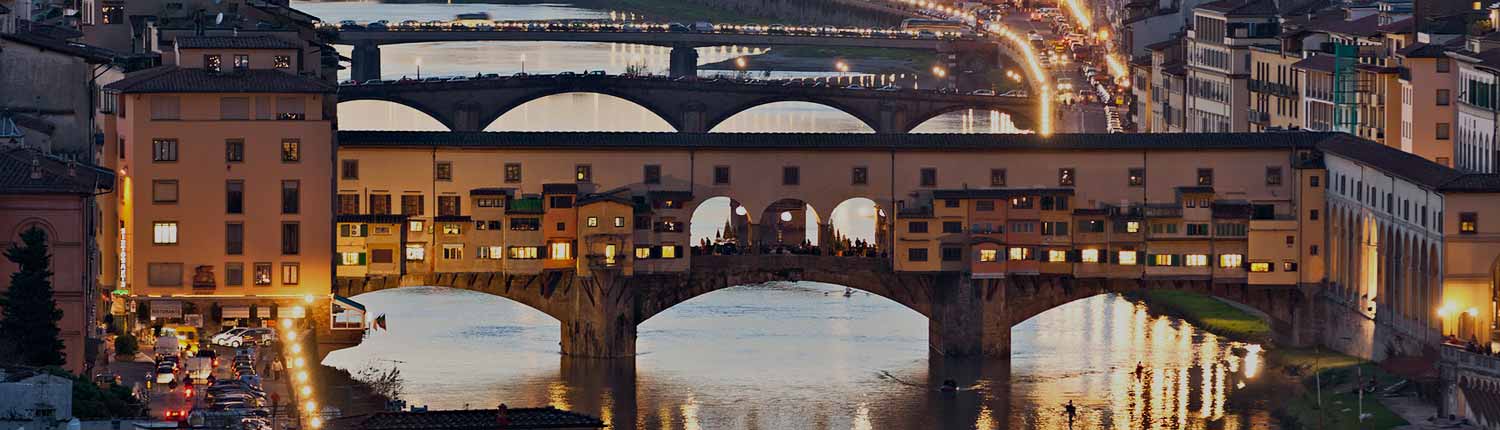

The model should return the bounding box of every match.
[185,388,193,397]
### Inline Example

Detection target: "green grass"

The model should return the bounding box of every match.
[1132,290,1272,343]
[1277,360,1408,429]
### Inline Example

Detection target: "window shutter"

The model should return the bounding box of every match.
[358,253,367,265]
[1172,255,1183,267]
[359,224,369,237]
[651,246,662,259]
[1145,254,1157,266]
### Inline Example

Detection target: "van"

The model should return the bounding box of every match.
[691,22,713,32]
[154,335,181,357]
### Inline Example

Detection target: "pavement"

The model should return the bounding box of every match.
[1383,394,1479,429]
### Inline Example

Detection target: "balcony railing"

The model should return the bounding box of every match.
[1248,109,1270,125]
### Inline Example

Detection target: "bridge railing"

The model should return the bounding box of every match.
[1443,343,1500,377]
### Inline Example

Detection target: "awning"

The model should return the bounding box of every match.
[281,306,306,319]
[150,300,182,319]
[333,295,365,312]
[222,306,251,319]
[255,307,273,319]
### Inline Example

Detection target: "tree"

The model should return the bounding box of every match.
[1,227,66,367]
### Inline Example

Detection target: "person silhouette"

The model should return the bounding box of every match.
[1064,400,1078,429]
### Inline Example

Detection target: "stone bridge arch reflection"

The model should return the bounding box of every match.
[484,92,675,132]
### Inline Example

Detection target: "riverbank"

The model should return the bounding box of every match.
[1130,290,1413,429]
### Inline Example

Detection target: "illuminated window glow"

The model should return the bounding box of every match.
[1081,249,1100,263]
[978,249,998,262]
[1220,254,1243,268]
[550,242,572,260]
[1008,247,1031,261]
[1249,262,1272,272]
[1185,254,1208,267]
[1118,250,1137,265]
[1048,249,1067,262]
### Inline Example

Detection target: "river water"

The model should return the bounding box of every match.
[308,2,1280,428]
[295,1,1024,133]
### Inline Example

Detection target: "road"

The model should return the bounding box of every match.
[991,9,1110,133]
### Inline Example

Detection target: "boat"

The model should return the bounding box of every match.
[843,287,854,297]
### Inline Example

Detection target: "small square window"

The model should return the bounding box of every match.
[435,161,453,181]
[274,55,292,69]
[281,139,301,162]
[576,164,593,182]
[1058,168,1075,186]
[1196,168,1214,186]
[505,163,522,183]
[783,166,800,185]
[920,168,937,187]
[152,180,179,203]
[1460,212,1478,234]
[644,164,661,184]
[852,167,868,185]
[1265,167,1282,185]
[714,166,730,185]
[1128,168,1144,186]
[990,168,1006,186]
[342,159,359,179]
[587,216,599,227]
[226,139,244,162]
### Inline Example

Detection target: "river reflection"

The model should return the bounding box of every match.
[323,284,1276,429]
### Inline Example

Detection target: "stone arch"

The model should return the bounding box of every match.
[335,96,456,131]
[756,198,822,248]
[901,104,1036,133]
[703,96,880,134]
[828,197,888,254]
[688,196,753,251]
[7,216,59,243]
[480,90,682,132]
[638,256,933,324]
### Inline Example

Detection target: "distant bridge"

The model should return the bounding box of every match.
[336,74,1037,133]
[325,25,1003,81]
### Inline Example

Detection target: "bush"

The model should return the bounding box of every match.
[115,333,138,357]
[44,367,142,419]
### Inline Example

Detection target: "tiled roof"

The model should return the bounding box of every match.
[469,187,514,196]
[175,35,300,50]
[1197,0,1278,16]
[1314,133,1463,189]
[577,193,633,206]
[1398,42,1448,58]
[336,214,408,224]
[1293,54,1336,73]
[1,31,116,63]
[330,407,604,430]
[1304,13,1382,37]
[104,66,334,94]
[933,188,1075,199]
[1146,36,1182,51]
[0,146,114,195]
[1439,174,1500,193]
[1377,17,1412,34]
[338,131,1344,151]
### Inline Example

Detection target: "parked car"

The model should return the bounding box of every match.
[969,89,996,96]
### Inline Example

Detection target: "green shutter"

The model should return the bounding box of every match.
[358,252,367,265]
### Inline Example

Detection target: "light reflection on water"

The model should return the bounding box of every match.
[323,284,1276,429]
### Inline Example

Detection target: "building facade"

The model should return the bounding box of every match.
[101,37,334,329]
[0,146,113,373]
[1183,0,1281,132]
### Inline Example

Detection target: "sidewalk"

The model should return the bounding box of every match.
[1383,394,1478,429]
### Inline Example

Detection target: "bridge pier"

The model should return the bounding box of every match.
[669,45,698,79]
[930,274,1010,358]
[351,42,382,82]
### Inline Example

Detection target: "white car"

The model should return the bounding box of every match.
[212,328,248,346]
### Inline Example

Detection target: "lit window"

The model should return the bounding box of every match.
[281,139,301,162]
[1118,250,1137,265]
[409,221,424,232]
[442,224,461,235]
[1460,212,1478,234]
[281,263,299,285]
[1048,249,1067,262]
[1154,254,1173,266]
[1185,254,1208,267]
[615,217,625,228]
[661,245,678,259]
[443,244,464,260]
[1008,247,1031,261]
[1249,262,1272,272]
[1282,261,1299,272]
[604,245,617,265]
[1219,254,1243,268]
[1126,221,1140,233]
[509,246,540,259]
[340,252,363,265]
[153,222,178,244]
[1081,249,1100,263]
[635,247,652,259]
[978,249,998,262]
[480,246,503,260]
[550,242,572,260]
[587,217,599,227]
[404,244,425,261]
[274,55,292,69]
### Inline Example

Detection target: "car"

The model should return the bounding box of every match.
[844,85,866,90]
[447,76,469,82]
[212,328,248,346]
[876,85,901,92]
[557,71,577,78]
[585,70,606,76]
[481,73,500,79]
[969,89,996,96]
[667,23,689,32]
[224,328,275,347]
[338,20,361,30]
[368,20,388,31]
[155,365,176,384]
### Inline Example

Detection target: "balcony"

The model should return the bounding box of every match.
[1144,205,1182,218]
[1248,109,1270,125]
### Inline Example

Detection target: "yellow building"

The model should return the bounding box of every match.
[576,192,635,276]
[101,36,335,326]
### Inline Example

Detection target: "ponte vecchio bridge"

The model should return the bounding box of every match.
[336,75,1038,132]
[321,131,1489,364]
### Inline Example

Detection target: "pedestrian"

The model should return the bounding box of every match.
[271,358,284,380]
[1064,400,1077,429]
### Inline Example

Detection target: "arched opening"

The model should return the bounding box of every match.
[485,92,674,131]
[910,109,1031,134]
[320,286,563,408]
[338,100,449,131]
[709,101,875,133]
[756,198,821,252]
[829,197,886,257]
[689,196,753,255]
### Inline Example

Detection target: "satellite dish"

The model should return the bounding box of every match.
[215,12,224,25]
